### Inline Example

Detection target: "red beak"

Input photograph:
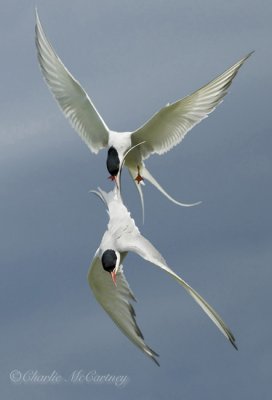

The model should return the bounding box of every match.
[108,175,119,189]
[111,271,117,286]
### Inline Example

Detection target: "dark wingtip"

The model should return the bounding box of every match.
[247,50,255,57]
[230,338,238,351]
[151,354,160,367]
[145,345,160,366]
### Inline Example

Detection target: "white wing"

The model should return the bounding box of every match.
[88,255,159,365]
[132,52,253,160]
[122,233,237,349]
[35,11,109,154]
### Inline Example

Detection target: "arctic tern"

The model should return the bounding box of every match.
[35,11,253,219]
[88,185,237,365]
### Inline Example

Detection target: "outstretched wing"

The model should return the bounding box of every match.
[132,52,253,160]
[35,10,109,154]
[122,233,237,350]
[88,255,159,365]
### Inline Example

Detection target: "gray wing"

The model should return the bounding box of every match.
[88,255,159,365]
[131,53,253,160]
[122,233,237,350]
[35,10,109,154]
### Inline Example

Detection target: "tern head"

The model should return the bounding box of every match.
[101,249,120,286]
[106,147,120,179]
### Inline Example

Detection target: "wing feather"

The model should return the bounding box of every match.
[35,11,109,153]
[88,256,159,365]
[132,52,253,159]
[124,234,237,349]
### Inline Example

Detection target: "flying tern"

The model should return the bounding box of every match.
[35,11,253,218]
[88,186,237,365]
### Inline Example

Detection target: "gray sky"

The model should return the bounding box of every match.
[1,0,271,399]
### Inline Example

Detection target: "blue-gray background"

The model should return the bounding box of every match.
[1,0,271,399]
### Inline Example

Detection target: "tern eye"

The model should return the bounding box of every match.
[101,250,117,273]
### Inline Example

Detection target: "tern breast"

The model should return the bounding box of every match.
[108,131,132,157]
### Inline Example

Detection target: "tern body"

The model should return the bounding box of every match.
[88,187,237,365]
[35,11,253,218]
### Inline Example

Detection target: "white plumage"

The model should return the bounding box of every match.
[88,187,237,365]
[35,10,253,218]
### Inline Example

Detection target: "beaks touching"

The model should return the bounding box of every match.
[111,271,117,287]
[108,175,116,182]
[108,175,119,188]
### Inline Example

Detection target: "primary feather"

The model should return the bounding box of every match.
[35,10,109,153]
[35,10,252,216]
[88,256,159,365]
[87,187,237,365]
[131,52,253,159]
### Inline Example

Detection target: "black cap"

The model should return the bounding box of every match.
[101,250,117,273]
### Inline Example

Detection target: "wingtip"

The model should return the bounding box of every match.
[226,329,238,350]
[34,6,39,21]
[235,51,253,67]
[152,356,160,367]
[230,338,238,351]
[149,349,160,366]
[247,50,255,57]
[243,51,255,62]
[34,7,42,36]
[143,344,160,366]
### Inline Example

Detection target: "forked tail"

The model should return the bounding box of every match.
[134,165,202,222]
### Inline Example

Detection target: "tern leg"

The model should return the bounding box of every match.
[135,165,144,184]
[128,166,145,224]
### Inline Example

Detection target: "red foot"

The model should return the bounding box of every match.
[135,174,144,184]
[135,165,144,184]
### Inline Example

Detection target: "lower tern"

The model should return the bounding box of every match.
[88,187,237,365]
[35,10,253,217]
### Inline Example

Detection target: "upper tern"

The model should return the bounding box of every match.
[35,11,253,218]
[88,187,237,365]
